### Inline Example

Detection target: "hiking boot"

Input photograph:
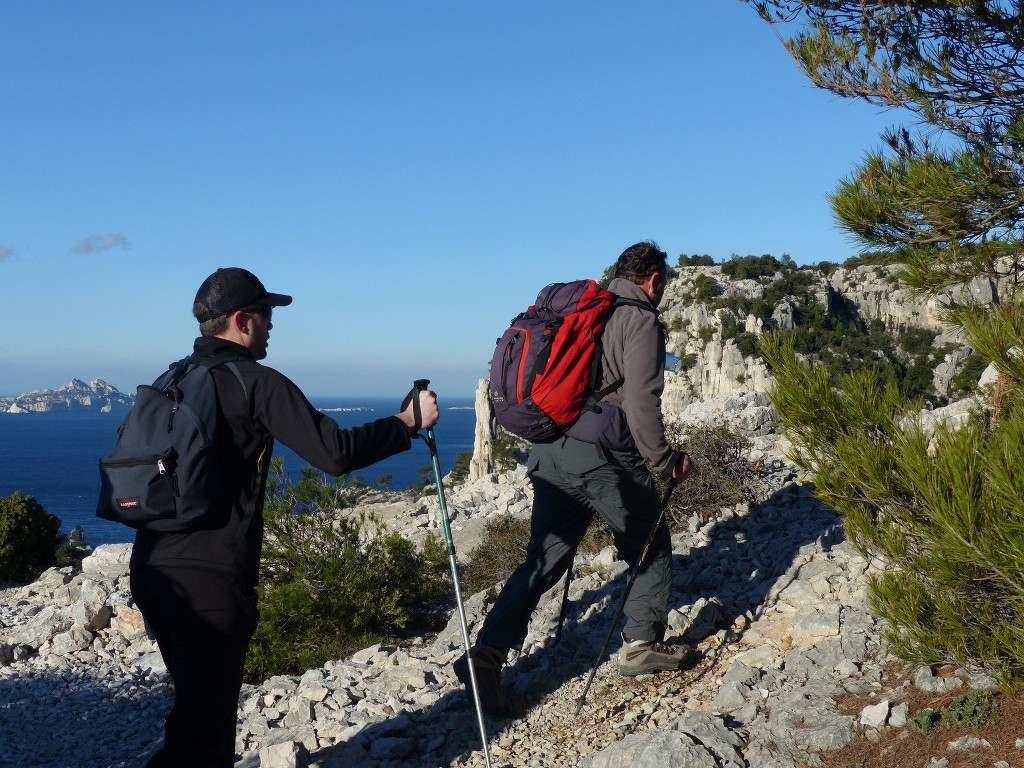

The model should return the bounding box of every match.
[454,644,508,716]
[618,638,696,677]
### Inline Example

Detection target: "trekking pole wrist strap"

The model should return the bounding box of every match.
[401,379,430,434]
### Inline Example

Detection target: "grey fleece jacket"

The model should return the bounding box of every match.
[592,277,683,479]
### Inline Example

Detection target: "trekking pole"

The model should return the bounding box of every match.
[573,480,677,716]
[405,380,493,768]
[553,551,575,646]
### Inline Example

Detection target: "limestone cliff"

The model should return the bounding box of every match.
[658,260,995,415]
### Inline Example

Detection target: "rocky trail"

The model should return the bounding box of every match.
[0,453,1011,768]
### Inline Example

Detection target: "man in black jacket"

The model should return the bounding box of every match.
[130,267,439,768]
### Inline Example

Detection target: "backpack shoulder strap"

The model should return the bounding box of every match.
[193,353,256,543]
[154,356,191,392]
[587,295,660,404]
[190,352,249,403]
[611,296,657,313]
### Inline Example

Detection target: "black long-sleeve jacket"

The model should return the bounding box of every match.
[129,336,412,588]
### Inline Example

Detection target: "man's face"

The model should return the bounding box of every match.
[242,306,273,359]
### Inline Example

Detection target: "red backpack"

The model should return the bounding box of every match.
[489,279,649,442]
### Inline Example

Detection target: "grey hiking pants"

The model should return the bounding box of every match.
[478,436,672,652]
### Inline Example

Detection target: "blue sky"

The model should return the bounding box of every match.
[1,2,904,400]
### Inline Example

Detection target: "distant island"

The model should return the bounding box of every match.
[0,379,134,414]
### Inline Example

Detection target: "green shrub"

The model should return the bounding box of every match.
[448,450,473,484]
[0,492,65,582]
[678,253,715,267]
[693,274,722,303]
[720,253,791,281]
[941,691,1000,728]
[678,353,698,370]
[909,707,941,734]
[765,333,1024,683]
[841,251,891,270]
[734,332,760,359]
[245,460,451,682]
[763,269,816,307]
[493,431,526,471]
[908,692,1000,735]
[899,327,939,357]
[54,543,88,570]
[720,312,743,342]
[950,352,989,398]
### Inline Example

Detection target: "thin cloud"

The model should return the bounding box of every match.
[73,233,129,254]
[0,246,12,261]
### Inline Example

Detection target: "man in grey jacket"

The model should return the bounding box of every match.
[456,241,692,716]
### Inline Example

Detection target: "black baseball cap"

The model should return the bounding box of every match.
[194,267,293,322]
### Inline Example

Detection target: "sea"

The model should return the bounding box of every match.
[0,397,477,548]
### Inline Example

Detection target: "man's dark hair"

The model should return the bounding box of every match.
[614,241,668,283]
[193,302,230,337]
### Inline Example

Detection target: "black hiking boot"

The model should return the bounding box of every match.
[454,644,508,717]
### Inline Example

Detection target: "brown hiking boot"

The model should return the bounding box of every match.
[454,644,508,716]
[617,638,697,677]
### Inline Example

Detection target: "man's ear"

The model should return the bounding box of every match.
[640,270,661,296]
[232,310,250,333]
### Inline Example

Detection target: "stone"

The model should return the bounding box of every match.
[259,739,310,768]
[859,700,889,728]
[584,729,742,768]
[789,603,841,644]
[889,701,909,728]
[946,736,992,751]
[80,544,133,580]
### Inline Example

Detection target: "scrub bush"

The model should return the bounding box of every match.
[463,514,532,596]
[663,423,762,528]
[462,511,618,596]
[448,450,473,484]
[245,460,451,682]
[0,492,66,582]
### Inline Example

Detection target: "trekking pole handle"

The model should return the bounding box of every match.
[401,379,431,436]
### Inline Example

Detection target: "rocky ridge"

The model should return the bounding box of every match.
[0,379,132,414]
[0,413,1009,768]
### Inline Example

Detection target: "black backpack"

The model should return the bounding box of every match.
[96,353,245,532]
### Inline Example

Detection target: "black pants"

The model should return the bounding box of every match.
[131,565,259,768]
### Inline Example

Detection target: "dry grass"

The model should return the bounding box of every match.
[808,664,1023,768]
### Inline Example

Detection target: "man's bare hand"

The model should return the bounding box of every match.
[671,452,692,483]
[397,389,440,434]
